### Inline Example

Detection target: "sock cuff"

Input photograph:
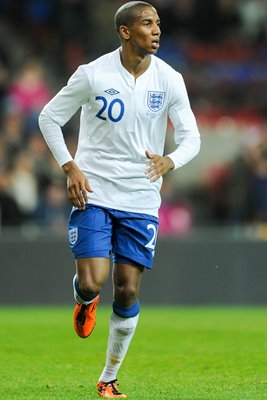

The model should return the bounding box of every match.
[113,300,140,318]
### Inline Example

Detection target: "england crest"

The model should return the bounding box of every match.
[147,91,165,112]
[69,227,78,246]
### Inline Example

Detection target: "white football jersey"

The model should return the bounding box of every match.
[39,48,200,217]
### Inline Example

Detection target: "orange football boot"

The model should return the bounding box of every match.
[97,380,127,398]
[73,295,99,338]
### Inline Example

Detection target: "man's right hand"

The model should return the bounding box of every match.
[62,161,93,210]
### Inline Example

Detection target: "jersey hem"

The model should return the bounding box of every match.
[86,200,159,218]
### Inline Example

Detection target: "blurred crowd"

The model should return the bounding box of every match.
[0,0,267,235]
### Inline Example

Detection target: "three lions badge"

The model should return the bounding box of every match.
[147,91,165,113]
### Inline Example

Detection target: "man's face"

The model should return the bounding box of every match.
[126,7,161,56]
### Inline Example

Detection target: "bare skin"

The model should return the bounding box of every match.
[76,258,144,307]
[62,6,174,304]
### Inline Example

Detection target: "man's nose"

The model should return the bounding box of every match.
[153,24,160,35]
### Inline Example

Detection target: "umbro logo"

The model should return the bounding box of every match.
[104,88,120,95]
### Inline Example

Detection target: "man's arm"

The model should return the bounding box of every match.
[166,73,201,170]
[39,111,92,210]
[39,65,93,209]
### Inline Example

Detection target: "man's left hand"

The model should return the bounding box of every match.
[145,150,175,182]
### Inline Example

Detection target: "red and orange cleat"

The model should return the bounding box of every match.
[73,295,99,338]
[97,380,127,398]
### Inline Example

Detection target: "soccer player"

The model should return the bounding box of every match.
[39,1,200,398]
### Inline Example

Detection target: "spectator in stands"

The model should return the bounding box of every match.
[0,169,23,226]
[247,132,267,221]
[10,152,39,220]
[7,59,52,133]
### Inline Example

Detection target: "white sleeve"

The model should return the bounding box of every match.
[166,72,201,170]
[38,65,91,167]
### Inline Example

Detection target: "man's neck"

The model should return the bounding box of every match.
[119,48,151,80]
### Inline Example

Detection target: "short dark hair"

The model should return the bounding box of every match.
[114,1,153,34]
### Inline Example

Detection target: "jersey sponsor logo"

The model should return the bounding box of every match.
[69,227,78,246]
[147,91,165,112]
[104,88,120,96]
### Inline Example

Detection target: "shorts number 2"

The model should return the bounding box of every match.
[145,223,157,255]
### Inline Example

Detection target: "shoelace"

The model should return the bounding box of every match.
[108,380,123,395]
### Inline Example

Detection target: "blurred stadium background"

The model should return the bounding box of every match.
[0,0,267,305]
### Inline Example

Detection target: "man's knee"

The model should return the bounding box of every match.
[79,278,101,297]
[114,283,138,305]
[76,258,109,298]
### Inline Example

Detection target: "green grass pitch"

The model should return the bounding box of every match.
[0,306,266,399]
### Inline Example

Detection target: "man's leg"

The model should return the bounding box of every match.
[97,263,144,398]
[73,257,109,338]
[68,205,113,338]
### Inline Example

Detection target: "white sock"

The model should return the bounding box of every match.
[99,312,139,383]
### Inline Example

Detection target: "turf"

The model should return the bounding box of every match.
[0,306,266,400]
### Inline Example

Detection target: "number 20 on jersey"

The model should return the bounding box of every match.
[95,96,125,123]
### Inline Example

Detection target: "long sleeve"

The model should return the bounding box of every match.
[38,112,73,167]
[38,65,92,167]
[167,134,201,169]
[166,73,200,170]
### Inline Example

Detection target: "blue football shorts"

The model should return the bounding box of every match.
[68,204,159,269]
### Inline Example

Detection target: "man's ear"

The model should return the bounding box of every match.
[119,25,131,40]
